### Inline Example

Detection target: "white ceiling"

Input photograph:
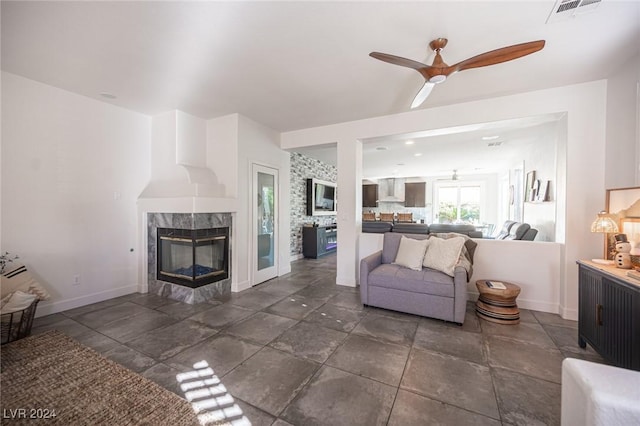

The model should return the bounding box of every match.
[2,1,639,133]
[0,0,640,177]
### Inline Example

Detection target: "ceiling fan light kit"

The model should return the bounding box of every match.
[371,38,545,109]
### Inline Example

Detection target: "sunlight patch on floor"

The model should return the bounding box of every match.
[176,360,251,426]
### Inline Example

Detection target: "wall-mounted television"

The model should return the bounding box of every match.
[306,178,337,216]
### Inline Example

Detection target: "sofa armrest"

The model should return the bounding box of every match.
[452,265,469,324]
[360,251,382,305]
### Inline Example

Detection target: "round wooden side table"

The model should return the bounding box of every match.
[475,280,521,324]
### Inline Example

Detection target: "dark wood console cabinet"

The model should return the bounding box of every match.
[577,260,640,371]
[302,225,337,258]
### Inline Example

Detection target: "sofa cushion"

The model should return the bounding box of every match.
[428,223,475,234]
[393,236,429,271]
[368,263,455,298]
[505,222,531,240]
[423,236,465,277]
[363,221,393,234]
[495,220,517,239]
[392,223,430,234]
[382,232,429,264]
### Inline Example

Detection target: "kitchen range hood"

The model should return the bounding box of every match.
[377,178,405,202]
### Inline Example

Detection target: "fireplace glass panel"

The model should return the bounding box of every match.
[157,227,229,288]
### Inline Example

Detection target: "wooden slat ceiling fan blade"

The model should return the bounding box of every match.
[370,38,545,109]
[369,52,430,71]
[452,40,545,73]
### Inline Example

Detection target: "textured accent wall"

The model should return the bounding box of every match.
[290,152,337,258]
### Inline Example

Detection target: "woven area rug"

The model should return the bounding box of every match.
[1,330,199,425]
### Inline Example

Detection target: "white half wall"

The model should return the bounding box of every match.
[283,80,609,319]
[1,72,151,316]
[359,233,563,315]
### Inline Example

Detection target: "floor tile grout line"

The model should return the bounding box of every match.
[488,361,507,424]
[384,342,417,425]
[35,254,573,425]
[488,364,563,387]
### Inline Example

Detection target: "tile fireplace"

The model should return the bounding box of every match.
[147,212,232,304]
[157,227,229,288]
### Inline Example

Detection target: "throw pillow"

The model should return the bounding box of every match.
[394,236,429,271]
[0,293,12,310]
[0,290,37,314]
[1,265,51,300]
[423,236,466,277]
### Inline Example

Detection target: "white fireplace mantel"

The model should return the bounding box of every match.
[136,196,238,214]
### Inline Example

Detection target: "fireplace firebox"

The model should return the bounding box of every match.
[156,227,229,288]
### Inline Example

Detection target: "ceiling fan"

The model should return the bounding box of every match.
[370,38,545,109]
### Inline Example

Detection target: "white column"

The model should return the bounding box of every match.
[336,139,362,287]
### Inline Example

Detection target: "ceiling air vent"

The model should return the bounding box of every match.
[547,0,602,23]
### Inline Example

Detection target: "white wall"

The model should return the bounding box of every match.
[522,121,560,242]
[605,53,640,188]
[208,114,291,292]
[176,110,207,167]
[360,233,562,313]
[238,115,292,285]
[282,80,610,320]
[207,114,239,198]
[1,72,151,316]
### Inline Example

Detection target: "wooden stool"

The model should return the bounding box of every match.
[475,280,521,324]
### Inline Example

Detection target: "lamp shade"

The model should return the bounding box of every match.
[590,211,619,233]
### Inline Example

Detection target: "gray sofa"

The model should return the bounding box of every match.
[362,221,482,237]
[360,232,476,324]
[493,220,538,240]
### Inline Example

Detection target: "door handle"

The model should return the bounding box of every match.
[596,304,603,326]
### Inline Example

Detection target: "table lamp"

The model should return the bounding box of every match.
[590,211,618,264]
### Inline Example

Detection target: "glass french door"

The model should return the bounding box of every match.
[252,164,278,285]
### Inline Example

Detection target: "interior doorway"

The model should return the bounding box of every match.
[252,164,279,285]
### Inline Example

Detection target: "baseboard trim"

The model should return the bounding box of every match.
[232,279,252,293]
[278,263,292,276]
[560,305,578,321]
[290,253,304,261]
[336,275,357,287]
[35,284,139,317]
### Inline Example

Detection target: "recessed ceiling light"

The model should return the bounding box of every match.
[414,153,423,157]
[482,135,499,141]
[405,140,415,145]
[376,146,388,151]
[99,92,117,99]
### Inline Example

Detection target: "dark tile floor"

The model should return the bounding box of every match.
[32,254,606,425]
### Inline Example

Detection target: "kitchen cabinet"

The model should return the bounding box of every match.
[363,184,378,208]
[404,182,426,207]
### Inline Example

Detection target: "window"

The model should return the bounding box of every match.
[434,182,484,224]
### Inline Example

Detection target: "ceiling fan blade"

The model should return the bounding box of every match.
[370,52,430,71]
[410,82,435,109]
[452,40,545,72]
